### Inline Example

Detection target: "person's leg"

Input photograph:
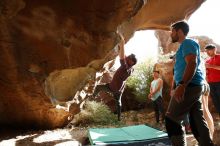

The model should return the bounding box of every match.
[183,114,191,134]
[189,98,214,146]
[214,83,220,118]
[202,94,214,139]
[165,85,213,146]
[189,110,199,142]
[209,83,220,114]
[165,116,186,146]
[156,96,165,122]
[165,96,187,146]
[117,104,121,121]
[114,92,123,121]
[183,85,214,146]
[153,100,160,123]
[183,114,190,126]
[93,84,110,97]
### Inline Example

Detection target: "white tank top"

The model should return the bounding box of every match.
[151,78,163,101]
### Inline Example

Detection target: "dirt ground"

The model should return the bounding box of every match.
[0,108,219,146]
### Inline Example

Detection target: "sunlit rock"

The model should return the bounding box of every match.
[45,67,95,102]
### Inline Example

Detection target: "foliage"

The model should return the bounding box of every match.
[126,58,155,102]
[73,101,119,126]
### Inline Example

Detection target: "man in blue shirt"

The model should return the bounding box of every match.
[165,21,214,146]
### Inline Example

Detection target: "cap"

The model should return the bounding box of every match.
[205,44,216,50]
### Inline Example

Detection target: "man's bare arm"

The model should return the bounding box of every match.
[173,54,197,102]
[170,76,175,96]
[205,63,220,70]
[148,84,153,98]
[118,33,125,59]
[182,54,197,84]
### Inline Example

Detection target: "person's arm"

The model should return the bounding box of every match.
[181,54,197,84]
[173,54,197,102]
[118,33,125,60]
[170,76,175,96]
[148,83,153,99]
[205,63,220,70]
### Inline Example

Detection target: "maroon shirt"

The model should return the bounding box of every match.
[109,58,133,93]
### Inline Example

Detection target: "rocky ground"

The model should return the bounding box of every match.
[0,108,219,146]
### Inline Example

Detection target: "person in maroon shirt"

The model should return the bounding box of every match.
[205,44,220,117]
[93,33,137,121]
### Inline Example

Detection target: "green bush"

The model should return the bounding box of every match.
[73,101,118,126]
[126,59,155,102]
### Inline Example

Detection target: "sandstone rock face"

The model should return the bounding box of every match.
[45,67,96,102]
[155,31,220,54]
[191,36,220,52]
[155,30,179,54]
[0,0,204,128]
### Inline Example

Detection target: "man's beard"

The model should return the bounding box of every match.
[171,35,179,43]
[172,37,178,43]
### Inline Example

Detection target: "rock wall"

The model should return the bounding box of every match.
[0,0,204,128]
[155,30,220,54]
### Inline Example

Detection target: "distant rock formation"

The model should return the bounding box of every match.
[155,30,220,112]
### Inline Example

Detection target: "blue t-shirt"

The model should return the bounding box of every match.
[174,39,205,85]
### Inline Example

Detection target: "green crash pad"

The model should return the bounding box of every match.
[88,124,171,145]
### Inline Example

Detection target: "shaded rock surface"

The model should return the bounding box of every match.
[0,0,204,128]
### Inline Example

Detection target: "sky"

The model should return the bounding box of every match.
[188,0,220,43]
[124,30,158,62]
[124,0,220,63]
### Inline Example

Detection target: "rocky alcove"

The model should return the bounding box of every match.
[0,0,207,129]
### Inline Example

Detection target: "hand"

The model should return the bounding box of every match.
[170,89,174,97]
[148,93,153,100]
[173,85,185,103]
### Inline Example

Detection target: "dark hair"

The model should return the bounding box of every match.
[171,21,189,36]
[128,54,137,65]
[205,44,216,50]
